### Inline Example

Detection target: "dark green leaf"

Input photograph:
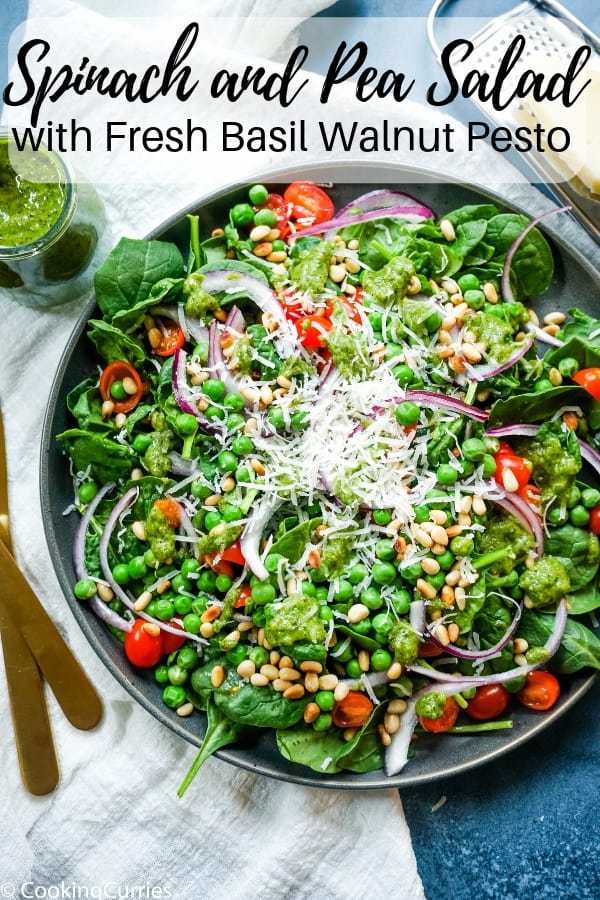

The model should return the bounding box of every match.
[177,698,247,796]
[484,214,554,298]
[488,386,588,426]
[57,428,133,482]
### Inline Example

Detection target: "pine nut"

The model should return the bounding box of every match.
[259,384,274,407]
[260,664,279,681]
[250,673,270,687]
[196,397,209,412]
[437,346,455,359]
[304,702,321,723]
[440,584,455,607]
[548,367,563,387]
[133,591,153,612]
[414,527,434,548]
[221,477,236,493]
[318,674,339,691]
[121,376,138,396]
[201,605,221,623]
[438,329,453,346]
[276,374,293,390]
[440,219,456,241]
[431,525,449,546]
[471,496,487,517]
[441,277,459,294]
[421,557,441,576]
[457,512,472,527]
[267,251,287,263]
[543,311,566,325]
[407,275,422,294]
[148,327,163,349]
[462,342,482,364]
[142,622,161,637]
[249,224,271,242]
[502,468,520,492]
[342,728,356,742]
[203,494,221,507]
[176,702,194,717]
[386,662,403,680]
[344,256,361,274]
[483,282,498,303]
[200,622,214,638]
[378,725,392,747]
[250,458,266,476]
[429,509,448,525]
[348,603,370,624]
[388,698,407,714]
[237,660,256,679]
[211,665,225,688]
[416,578,437,600]
[447,623,460,643]
[279,656,294,669]
[431,542,447,555]
[544,323,560,336]
[454,587,466,610]
[268,228,281,241]
[269,650,281,665]
[240,386,260,405]
[445,524,464,539]
[283,684,305,700]
[384,713,401,735]
[358,650,370,672]
[131,520,146,542]
[278,667,300,682]
[329,264,347,283]
[272,678,293,692]
[97,583,114,603]
[238,620,254,633]
[304,672,320,693]
[254,242,273,258]
[101,400,115,418]
[300,660,323,674]
[334,682,350,702]
[156,579,171,595]
[513,638,529,654]
[452,302,469,319]
[435,624,450,646]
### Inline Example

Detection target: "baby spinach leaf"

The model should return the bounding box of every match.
[518,608,600,673]
[544,525,600,590]
[335,624,381,652]
[214,672,308,728]
[544,336,600,372]
[197,258,269,284]
[87,319,147,365]
[561,307,600,344]
[336,716,384,774]
[57,428,133,482]
[177,698,247,796]
[94,237,184,323]
[484,214,554,298]
[488,386,588,426]
[566,583,600,615]
[444,204,498,226]
[66,379,110,433]
[268,517,322,565]
[276,723,347,773]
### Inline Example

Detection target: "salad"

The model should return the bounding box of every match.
[59,181,600,792]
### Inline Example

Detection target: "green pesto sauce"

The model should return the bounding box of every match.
[414,691,446,719]
[362,255,415,306]
[145,506,176,563]
[477,515,535,575]
[0,139,66,247]
[325,325,371,379]
[289,240,334,296]
[321,532,354,578]
[388,619,419,665]
[468,311,520,364]
[519,556,570,608]
[183,272,220,318]
[231,336,254,375]
[197,523,242,557]
[264,594,327,647]
[518,422,580,506]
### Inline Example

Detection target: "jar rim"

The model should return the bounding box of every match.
[0,128,75,259]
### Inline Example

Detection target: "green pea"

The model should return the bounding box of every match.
[177,647,198,670]
[205,405,226,422]
[313,713,333,732]
[462,437,486,462]
[291,410,309,432]
[302,581,317,597]
[425,311,443,333]
[171,574,191,595]
[315,690,335,712]
[222,503,243,522]
[192,594,211,615]
[349,563,369,585]
[231,435,254,457]
[332,640,353,662]
[570,504,590,527]
[145,600,158,618]
[176,412,198,436]
[78,481,98,504]
[215,574,233,593]
[436,550,455,571]
[360,586,383,609]
[310,566,329,584]
[204,511,222,531]
[226,412,244,431]
[249,646,270,667]
[226,645,247,667]
[235,465,252,483]
[372,562,397,586]
[154,665,169,684]
[231,202,255,227]
[394,401,420,427]
[203,378,227,403]
[248,184,269,205]
[224,392,245,412]
[267,407,286,430]
[197,571,218,593]
[534,378,553,393]
[426,571,446,590]
[371,649,393,671]
[315,586,329,602]
[174,594,193,615]
[581,487,600,509]
[167,665,188,686]
[182,613,201,634]
[481,454,497,477]
[155,597,176,621]
[217,450,238,474]
[458,459,475,478]
[557,357,579,378]
[345,659,362,679]
[271,239,287,252]
[436,464,459,485]
[372,612,394,633]
[265,553,284,574]
[127,556,148,580]
[182,558,200,577]
[457,273,480,292]
[192,341,209,364]
[384,341,404,361]
[375,539,397,561]
[414,506,430,524]
[252,609,266,627]
[463,289,485,310]
[401,562,423,584]
[112,564,130,585]
[372,509,392,525]
[392,364,414,386]
[319,606,333,622]
[565,484,581,508]
[547,507,568,526]
[110,380,127,401]
[252,582,276,605]
[334,580,354,601]
[254,207,278,228]
[450,534,474,557]
[368,312,383,330]
[162,685,186,708]
[73,578,97,600]
[390,589,412,615]
[482,436,500,455]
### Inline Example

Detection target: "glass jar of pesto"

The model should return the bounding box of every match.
[0,129,106,307]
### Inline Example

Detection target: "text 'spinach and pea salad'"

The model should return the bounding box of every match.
[59,182,600,792]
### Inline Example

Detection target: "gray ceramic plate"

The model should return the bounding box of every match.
[41,163,599,789]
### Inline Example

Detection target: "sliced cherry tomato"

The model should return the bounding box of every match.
[573,367,600,401]
[294,315,332,350]
[203,553,235,578]
[153,497,181,528]
[419,696,460,733]
[589,503,600,535]
[516,671,560,711]
[124,619,164,668]
[517,483,541,507]
[153,319,185,357]
[284,182,335,227]
[494,451,532,490]
[418,641,445,658]
[466,684,511,721]
[99,360,145,414]
[256,192,290,236]
[281,287,305,321]
[161,619,186,654]
[332,691,374,728]
[234,583,252,609]
[219,539,245,566]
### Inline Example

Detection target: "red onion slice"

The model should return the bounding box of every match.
[404,390,489,422]
[208,319,248,399]
[525,321,564,348]
[465,336,534,382]
[493,492,544,556]
[297,204,432,238]
[335,189,435,220]
[201,270,285,327]
[225,305,246,333]
[486,424,539,438]
[172,348,221,434]
[98,487,206,644]
[579,438,600,473]
[425,597,522,660]
[384,698,419,776]
[501,206,570,303]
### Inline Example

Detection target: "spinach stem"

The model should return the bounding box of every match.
[471,547,515,571]
[447,720,514,733]
[187,214,202,271]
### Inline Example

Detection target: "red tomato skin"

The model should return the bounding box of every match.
[573,368,600,401]
[99,361,144,414]
[257,193,290,236]
[234,584,252,609]
[589,504,600,535]
[517,671,561,711]
[220,539,246,566]
[124,620,164,668]
[160,620,186,655]
[283,182,335,226]
[494,452,532,490]
[294,315,332,350]
[466,685,511,721]
[419,696,460,733]
[154,321,185,357]
[332,691,374,728]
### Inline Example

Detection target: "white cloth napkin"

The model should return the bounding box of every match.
[0,3,427,899]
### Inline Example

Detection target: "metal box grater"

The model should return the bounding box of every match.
[427,0,600,243]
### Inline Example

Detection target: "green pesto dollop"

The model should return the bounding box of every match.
[0,138,66,247]
[230,336,254,375]
[278,354,317,380]
[289,239,334,296]
[518,421,581,507]
[143,431,172,478]
[321,531,354,579]
[145,506,176,563]
[214,584,243,635]
[362,255,415,306]
[519,556,571,608]
[183,272,220,318]
[415,691,446,720]
[325,324,372,380]
[197,523,243,558]
[264,594,327,647]
[388,619,419,665]
[467,310,526,364]
[477,515,535,575]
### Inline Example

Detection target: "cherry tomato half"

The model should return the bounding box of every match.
[494,451,532,490]
[161,619,187,655]
[418,641,445,659]
[332,691,374,728]
[283,182,335,228]
[99,360,145,414]
[516,671,561,711]
[466,684,511,721]
[124,620,164,668]
[573,367,600,401]
[295,315,332,350]
[153,319,185,357]
[419,696,460,733]
[220,539,246,567]
[234,583,252,609]
[589,504,600,535]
